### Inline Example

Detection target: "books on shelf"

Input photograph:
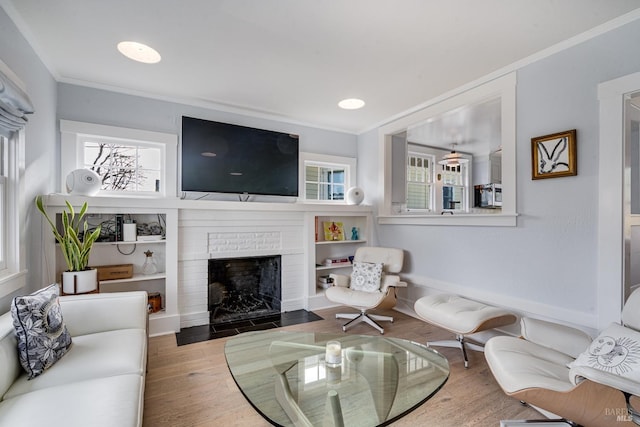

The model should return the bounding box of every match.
[317,275,334,289]
[323,257,351,266]
[324,257,353,267]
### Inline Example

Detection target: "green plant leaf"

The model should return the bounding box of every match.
[35,196,101,272]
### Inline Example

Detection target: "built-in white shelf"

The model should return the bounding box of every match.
[316,263,353,271]
[94,240,166,246]
[308,213,372,311]
[315,239,367,245]
[149,310,166,319]
[40,196,179,337]
[40,194,374,331]
[99,272,166,285]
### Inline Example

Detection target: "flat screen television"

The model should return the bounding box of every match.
[181,116,299,197]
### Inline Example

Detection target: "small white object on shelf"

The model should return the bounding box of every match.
[142,250,158,275]
[123,223,137,242]
[346,187,364,205]
[317,275,334,289]
[65,168,101,196]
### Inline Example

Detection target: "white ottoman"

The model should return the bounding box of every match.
[414,294,516,368]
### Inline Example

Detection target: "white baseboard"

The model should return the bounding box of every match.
[281,298,306,312]
[180,310,209,329]
[149,313,180,337]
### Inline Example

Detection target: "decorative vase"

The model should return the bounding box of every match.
[61,268,98,294]
[346,187,364,205]
[142,250,158,275]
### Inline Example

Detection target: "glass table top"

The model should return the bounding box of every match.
[224,331,450,427]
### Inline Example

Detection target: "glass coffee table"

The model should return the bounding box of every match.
[224,331,449,427]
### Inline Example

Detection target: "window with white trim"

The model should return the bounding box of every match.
[0,61,31,296]
[407,152,435,210]
[441,163,469,211]
[299,153,356,202]
[406,144,471,212]
[0,135,7,271]
[305,164,345,201]
[83,138,162,193]
[380,72,516,226]
[0,130,25,296]
[60,120,178,198]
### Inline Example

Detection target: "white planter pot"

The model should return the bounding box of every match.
[61,268,98,294]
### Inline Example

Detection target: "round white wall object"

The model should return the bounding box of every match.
[346,187,364,205]
[66,169,101,196]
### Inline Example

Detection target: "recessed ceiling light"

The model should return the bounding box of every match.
[201,152,217,157]
[338,98,365,110]
[117,41,161,64]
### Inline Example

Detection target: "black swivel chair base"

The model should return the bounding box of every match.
[336,310,393,334]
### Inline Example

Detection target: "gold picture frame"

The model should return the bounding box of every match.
[531,129,577,180]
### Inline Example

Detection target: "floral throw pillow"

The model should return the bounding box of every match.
[350,261,384,292]
[11,284,72,379]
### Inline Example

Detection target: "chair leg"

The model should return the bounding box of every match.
[361,314,385,334]
[369,314,394,323]
[336,311,392,334]
[340,313,365,331]
[335,313,359,320]
[427,334,484,368]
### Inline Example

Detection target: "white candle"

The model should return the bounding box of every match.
[325,341,342,366]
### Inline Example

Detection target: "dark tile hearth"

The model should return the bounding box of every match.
[175,310,323,346]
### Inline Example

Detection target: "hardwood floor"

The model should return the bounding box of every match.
[143,307,541,426]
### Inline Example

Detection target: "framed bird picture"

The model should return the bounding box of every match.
[531,129,577,180]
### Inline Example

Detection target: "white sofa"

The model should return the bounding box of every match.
[0,291,148,427]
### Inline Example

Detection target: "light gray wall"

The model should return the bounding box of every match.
[361,18,640,328]
[0,6,58,312]
[56,84,358,202]
[56,84,357,193]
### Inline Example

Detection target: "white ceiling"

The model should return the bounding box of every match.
[3,0,640,134]
[407,97,501,153]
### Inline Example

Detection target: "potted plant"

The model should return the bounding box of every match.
[36,196,101,294]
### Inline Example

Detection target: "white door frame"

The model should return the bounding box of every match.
[597,72,640,328]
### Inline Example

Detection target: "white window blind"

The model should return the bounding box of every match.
[0,68,34,137]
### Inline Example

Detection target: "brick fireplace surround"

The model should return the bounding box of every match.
[178,208,306,329]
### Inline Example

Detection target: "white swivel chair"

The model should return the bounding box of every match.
[325,247,406,334]
[485,288,640,426]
